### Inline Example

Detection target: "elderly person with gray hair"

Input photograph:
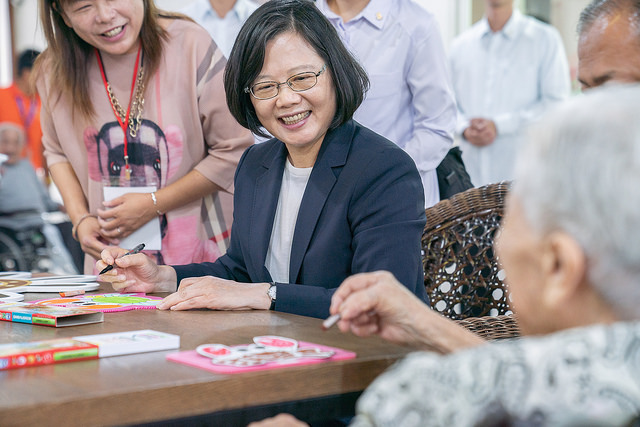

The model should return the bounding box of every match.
[252,85,640,426]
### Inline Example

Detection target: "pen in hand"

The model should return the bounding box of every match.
[321,313,341,331]
[99,243,145,275]
[322,309,377,331]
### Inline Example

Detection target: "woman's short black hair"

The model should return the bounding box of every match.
[224,0,369,138]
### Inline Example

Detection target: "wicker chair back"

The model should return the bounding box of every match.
[422,181,511,320]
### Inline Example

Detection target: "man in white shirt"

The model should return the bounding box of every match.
[449,0,570,186]
[182,0,258,58]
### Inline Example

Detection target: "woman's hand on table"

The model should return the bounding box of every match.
[157,277,272,311]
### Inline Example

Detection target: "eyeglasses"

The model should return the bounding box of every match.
[245,65,327,100]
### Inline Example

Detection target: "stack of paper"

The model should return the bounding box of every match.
[0,272,100,294]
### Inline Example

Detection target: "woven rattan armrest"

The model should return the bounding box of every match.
[455,314,520,340]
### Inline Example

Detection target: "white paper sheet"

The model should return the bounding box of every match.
[103,186,162,251]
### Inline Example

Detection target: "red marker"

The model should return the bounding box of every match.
[59,290,85,297]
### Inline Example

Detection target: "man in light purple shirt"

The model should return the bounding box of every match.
[316,0,457,208]
[182,0,258,58]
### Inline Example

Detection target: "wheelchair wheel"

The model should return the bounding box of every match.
[0,230,27,271]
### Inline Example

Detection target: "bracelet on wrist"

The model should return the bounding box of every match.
[72,213,97,241]
[150,192,164,216]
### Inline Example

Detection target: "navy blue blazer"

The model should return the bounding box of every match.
[174,120,428,318]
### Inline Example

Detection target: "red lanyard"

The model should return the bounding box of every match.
[95,45,142,179]
[13,87,38,128]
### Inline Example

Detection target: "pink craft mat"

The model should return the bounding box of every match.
[30,293,163,312]
[166,341,356,374]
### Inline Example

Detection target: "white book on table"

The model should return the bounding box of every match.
[74,329,180,357]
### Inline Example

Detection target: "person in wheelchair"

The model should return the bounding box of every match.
[0,122,77,273]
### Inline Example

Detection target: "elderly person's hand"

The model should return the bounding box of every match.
[157,276,272,311]
[97,247,177,293]
[330,271,484,352]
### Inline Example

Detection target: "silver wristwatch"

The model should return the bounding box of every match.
[268,282,276,310]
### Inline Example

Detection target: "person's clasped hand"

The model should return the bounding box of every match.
[464,118,497,147]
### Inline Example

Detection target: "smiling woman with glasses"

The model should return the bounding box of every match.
[97,0,429,319]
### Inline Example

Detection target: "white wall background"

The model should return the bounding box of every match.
[552,0,590,86]
[156,0,196,9]
[10,0,45,52]
[418,0,471,49]
[0,0,12,86]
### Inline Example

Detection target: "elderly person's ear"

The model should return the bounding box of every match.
[540,231,588,311]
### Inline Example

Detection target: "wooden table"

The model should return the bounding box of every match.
[0,285,413,426]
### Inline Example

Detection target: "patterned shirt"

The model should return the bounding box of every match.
[353,321,640,426]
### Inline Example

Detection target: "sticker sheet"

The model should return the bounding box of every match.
[167,336,356,374]
[31,293,163,312]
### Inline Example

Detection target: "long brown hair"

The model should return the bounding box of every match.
[35,0,189,119]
